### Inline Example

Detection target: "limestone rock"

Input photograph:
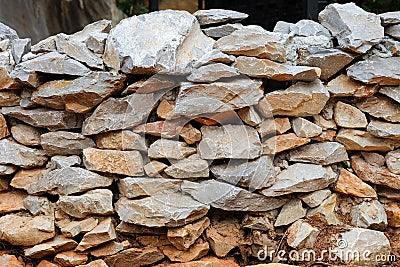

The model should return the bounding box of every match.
[0,213,55,246]
[308,194,342,225]
[203,23,243,38]
[318,3,384,53]
[32,72,125,113]
[263,133,310,154]
[361,152,386,167]
[104,10,213,74]
[133,120,182,138]
[165,155,209,179]
[351,155,400,189]
[173,78,263,117]
[326,74,378,97]
[156,99,175,119]
[334,101,367,128]
[10,124,41,146]
[167,217,210,250]
[261,163,337,197]
[77,259,108,267]
[290,19,331,37]
[334,169,377,198]
[211,156,275,190]
[76,217,116,252]
[386,24,400,40]
[289,141,348,165]
[0,191,26,213]
[41,131,95,156]
[380,86,400,104]
[351,200,387,229]
[291,117,322,138]
[24,236,78,258]
[148,139,196,160]
[179,123,202,144]
[0,255,23,267]
[48,155,81,169]
[194,9,248,25]
[82,91,162,135]
[275,199,307,227]
[10,168,44,190]
[163,242,209,263]
[86,32,108,54]
[54,251,88,266]
[187,63,239,83]
[90,240,130,257]
[95,130,147,151]
[235,56,320,81]
[105,247,164,267]
[83,148,144,176]
[0,90,20,107]
[286,219,320,249]
[258,80,329,117]
[144,161,168,177]
[336,129,399,152]
[199,125,262,159]
[123,75,178,95]
[0,139,47,168]
[193,49,235,68]
[0,114,8,139]
[118,177,182,199]
[237,106,262,127]
[356,95,400,123]
[257,117,291,137]
[347,56,400,85]
[2,106,83,131]
[181,180,287,211]
[380,11,400,26]
[60,217,98,238]
[385,202,400,227]
[57,189,113,218]
[115,193,209,227]
[0,164,16,176]
[27,167,113,195]
[367,120,400,140]
[214,28,288,62]
[386,149,400,174]
[298,189,332,208]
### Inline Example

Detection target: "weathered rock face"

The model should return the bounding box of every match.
[41,131,95,156]
[104,10,213,74]
[356,95,400,123]
[334,101,367,128]
[334,169,377,198]
[351,200,387,229]
[336,129,400,152]
[327,74,378,97]
[0,139,47,168]
[187,63,239,83]
[193,9,248,25]
[289,142,349,165]
[118,177,181,199]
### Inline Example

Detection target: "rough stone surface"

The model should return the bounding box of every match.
[24,236,78,258]
[0,139,47,168]
[148,139,196,160]
[336,129,399,152]
[334,169,377,198]
[163,242,209,263]
[351,200,387,229]
[286,219,320,249]
[41,131,95,156]
[298,189,332,208]
[367,120,400,140]
[10,124,41,146]
[167,217,210,250]
[193,49,235,68]
[263,133,310,154]
[203,23,243,38]
[164,155,209,179]
[0,254,23,267]
[326,74,378,97]
[95,130,147,151]
[291,117,322,138]
[275,199,307,227]
[334,101,367,128]
[0,191,26,213]
[187,63,239,83]
[380,85,400,104]
[105,247,164,267]
[194,9,248,25]
[118,177,181,199]
[289,142,349,165]
[356,95,400,123]
[54,251,88,266]
[361,152,386,167]
[386,149,400,174]
[76,217,116,252]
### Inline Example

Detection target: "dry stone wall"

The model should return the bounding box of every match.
[0,3,400,267]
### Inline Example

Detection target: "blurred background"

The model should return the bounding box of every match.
[0,0,399,44]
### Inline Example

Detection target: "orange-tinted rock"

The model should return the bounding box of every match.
[37,260,60,267]
[143,161,168,177]
[54,251,88,266]
[90,240,130,257]
[167,217,210,250]
[157,99,175,119]
[336,129,400,152]
[24,235,78,258]
[76,217,116,252]
[263,133,310,154]
[136,235,171,247]
[326,74,378,97]
[133,120,182,138]
[162,242,209,262]
[154,256,240,267]
[333,169,377,198]
[10,168,45,190]
[385,202,400,227]
[0,114,9,139]
[0,254,23,267]
[257,117,291,137]
[179,123,201,145]
[95,130,147,151]
[105,247,164,267]
[0,191,27,213]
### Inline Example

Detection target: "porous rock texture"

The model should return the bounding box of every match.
[0,5,399,267]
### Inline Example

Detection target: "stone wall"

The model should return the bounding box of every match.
[0,3,400,267]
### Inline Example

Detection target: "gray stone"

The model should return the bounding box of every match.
[338,228,391,265]
[23,195,52,216]
[286,35,333,62]
[286,219,320,249]
[167,217,210,251]
[0,164,17,176]
[380,11,400,26]
[104,10,213,74]
[357,95,400,122]
[76,217,116,252]
[118,177,182,199]
[348,56,400,85]
[361,152,386,167]
[367,120,400,140]
[48,155,81,169]
[337,129,400,152]
[0,22,18,41]
[67,19,111,43]
[57,189,114,218]
[351,200,387,230]
[199,125,262,159]
[260,163,337,197]
[24,235,77,258]
[27,167,113,196]
[289,142,349,165]
[386,24,400,40]
[234,56,320,81]
[203,23,243,38]
[297,47,355,81]
[211,156,276,190]
[86,32,108,54]
[318,3,384,53]
[290,19,331,37]
[193,9,248,25]
[386,149,400,174]
[148,139,196,160]
[193,49,235,68]
[214,28,289,62]
[308,193,342,225]
[273,21,294,34]
[334,101,367,128]
[11,38,31,64]
[164,155,209,179]
[181,180,287,211]
[11,52,90,84]
[41,131,95,156]
[31,36,57,53]
[0,39,9,52]
[380,86,400,104]
[291,117,322,138]
[173,78,263,117]
[2,106,83,131]
[82,91,163,135]
[258,80,329,117]
[115,192,209,227]
[32,72,125,113]
[275,199,307,227]
[0,139,47,168]
[299,189,332,208]
[10,124,41,146]
[187,63,239,83]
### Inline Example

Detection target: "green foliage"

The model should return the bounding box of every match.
[361,0,400,13]
[116,0,148,16]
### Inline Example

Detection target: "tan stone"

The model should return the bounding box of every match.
[0,254,23,267]
[148,139,196,160]
[235,56,320,81]
[336,129,400,152]
[312,130,336,142]
[136,235,171,247]
[133,120,182,138]
[257,117,291,137]
[263,133,310,154]
[143,161,168,177]
[367,120,400,140]
[83,148,144,176]
[77,260,108,267]
[123,76,177,95]
[95,130,147,151]
[0,191,27,213]
[164,155,209,179]
[60,217,98,237]
[333,169,377,198]
[237,106,262,127]
[162,242,209,263]
[0,114,9,139]
[167,217,210,250]
[54,251,88,266]
[179,123,201,145]
[361,152,386,167]
[116,222,167,236]
[10,124,42,146]
[76,217,116,252]
[313,114,337,130]
[90,240,130,257]
[0,90,21,107]
[291,117,322,138]
[326,74,378,97]
[105,247,164,267]
[157,99,175,119]
[10,168,45,190]
[334,101,367,128]
[356,95,400,123]
[154,256,240,267]
[37,260,60,267]
[24,235,78,258]
[385,202,400,227]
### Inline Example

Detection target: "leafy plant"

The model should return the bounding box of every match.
[116,0,148,16]
[329,0,400,13]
